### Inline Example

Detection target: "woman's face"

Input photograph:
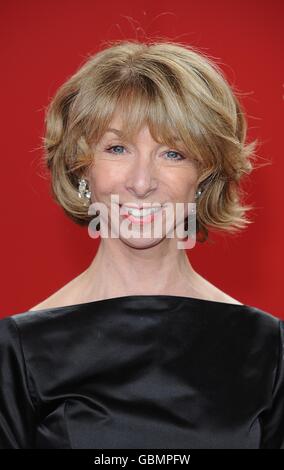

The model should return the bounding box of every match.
[87,114,199,249]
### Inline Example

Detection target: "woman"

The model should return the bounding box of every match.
[0,39,283,449]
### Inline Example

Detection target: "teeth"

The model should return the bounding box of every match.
[123,207,161,217]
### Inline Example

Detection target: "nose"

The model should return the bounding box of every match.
[125,155,158,198]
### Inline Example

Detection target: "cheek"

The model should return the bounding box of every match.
[164,169,198,198]
[88,163,122,196]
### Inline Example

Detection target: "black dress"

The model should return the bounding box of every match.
[0,295,283,449]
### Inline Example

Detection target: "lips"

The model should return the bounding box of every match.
[118,203,164,224]
[119,203,163,209]
[119,204,164,217]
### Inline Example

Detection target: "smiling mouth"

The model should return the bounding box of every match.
[119,204,164,224]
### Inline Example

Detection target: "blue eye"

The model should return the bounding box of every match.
[165,150,185,161]
[106,145,126,154]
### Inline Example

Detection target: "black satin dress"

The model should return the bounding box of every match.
[0,295,283,449]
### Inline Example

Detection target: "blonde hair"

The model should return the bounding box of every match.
[42,39,261,242]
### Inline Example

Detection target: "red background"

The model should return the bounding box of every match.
[0,0,283,319]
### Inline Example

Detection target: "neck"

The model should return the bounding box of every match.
[81,236,202,300]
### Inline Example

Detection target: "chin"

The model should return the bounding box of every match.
[119,234,165,249]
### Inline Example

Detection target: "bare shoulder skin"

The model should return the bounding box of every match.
[28,270,243,311]
[28,271,88,311]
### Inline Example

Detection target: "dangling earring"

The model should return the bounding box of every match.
[78,178,91,207]
[78,178,100,231]
[191,188,202,213]
[185,188,202,232]
[195,188,202,200]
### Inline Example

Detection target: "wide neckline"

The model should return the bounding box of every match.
[29,294,248,314]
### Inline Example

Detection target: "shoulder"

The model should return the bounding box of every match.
[28,270,88,311]
[0,304,84,370]
[0,294,85,341]
[0,315,38,448]
[190,271,244,306]
[236,305,284,368]
[0,306,91,395]
[0,315,20,347]
[243,304,283,332]
[257,315,284,448]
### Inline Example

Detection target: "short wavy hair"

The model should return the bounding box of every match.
[42,39,261,242]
